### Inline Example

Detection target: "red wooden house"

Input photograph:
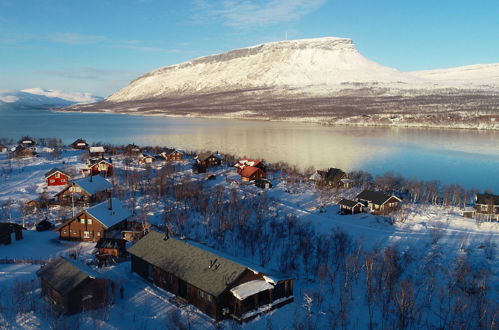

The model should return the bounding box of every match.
[83,158,113,177]
[44,168,71,186]
[55,198,130,242]
[239,166,265,182]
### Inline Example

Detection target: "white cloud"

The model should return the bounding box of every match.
[193,0,327,28]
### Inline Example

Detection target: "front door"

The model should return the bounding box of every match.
[178,279,187,298]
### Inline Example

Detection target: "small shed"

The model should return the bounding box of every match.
[37,256,111,315]
[96,238,127,263]
[338,199,363,214]
[254,179,272,189]
[0,223,24,245]
[36,219,54,232]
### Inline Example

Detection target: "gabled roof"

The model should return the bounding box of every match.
[339,199,361,208]
[96,237,126,249]
[36,256,104,295]
[324,168,346,181]
[86,198,131,228]
[356,190,401,205]
[476,193,499,205]
[240,166,262,178]
[196,152,221,161]
[89,146,105,153]
[44,168,70,179]
[127,231,292,297]
[87,158,113,166]
[72,138,87,145]
[57,175,112,196]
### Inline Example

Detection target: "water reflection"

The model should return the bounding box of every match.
[1,110,498,190]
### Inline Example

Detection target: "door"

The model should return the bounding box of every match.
[178,279,187,298]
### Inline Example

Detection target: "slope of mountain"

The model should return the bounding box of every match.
[0,88,102,109]
[408,63,499,89]
[108,37,425,102]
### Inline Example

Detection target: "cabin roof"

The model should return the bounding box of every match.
[127,231,292,297]
[476,193,499,205]
[196,152,222,161]
[87,158,113,166]
[86,198,131,228]
[96,237,126,249]
[72,138,87,144]
[356,190,401,205]
[240,166,261,178]
[338,199,361,208]
[89,146,105,153]
[61,175,112,196]
[36,256,104,295]
[44,168,70,179]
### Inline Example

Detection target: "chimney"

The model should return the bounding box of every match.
[108,192,113,211]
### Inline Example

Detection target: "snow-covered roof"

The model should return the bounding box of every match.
[89,146,105,153]
[74,175,112,195]
[230,279,274,300]
[86,198,131,228]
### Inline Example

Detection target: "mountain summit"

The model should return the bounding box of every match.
[108,37,423,102]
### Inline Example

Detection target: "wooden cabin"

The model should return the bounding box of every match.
[159,149,184,162]
[338,199,363,215]
[125,144,142,157]
[55,175,112,206]
[196,152,222,168]
[128,230,294,322]
[88,146,105,158]
[475,193,499,221]
[0,223,24,245]
[239,166,265,181]
[138,152,156,164]
[71,138,88,150]
[96,237,127,265]
[235,159,267,173]
[356,190,402,215]
[17,136,36,150]
[0,144,8,153]
[37,256,111,315]
[44,168,71,186]
[82,158,113,177]
[36,219,54,232]
[11,145,36,158]
[55,198,130,242]
[309,168,348,188]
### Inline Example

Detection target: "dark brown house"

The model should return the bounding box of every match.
[196,152,222,168]
[37,256,111,315]
[17,136,36,150]
[125,144,142,157]
[55,198,130,242]
[36,219,54,232]
[128,230,294,322]
[356,190,402,215]
[55,175,112,206]
[309,168,349,188]
[475,193,499,221]
[159,149,184,161]
[0,223,24,245]
[338,199,363,215]
[71,138,88,150]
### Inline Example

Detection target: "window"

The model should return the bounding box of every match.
[84,231,90,238]
[61,179,66,182]
[50,179,55,183]
[97,232,100,236]
[87,219,92,225]
[80,218,85,224]
[55,173,60,178]
[63,230,67,234]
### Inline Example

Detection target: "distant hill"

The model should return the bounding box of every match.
[0,88,102,109]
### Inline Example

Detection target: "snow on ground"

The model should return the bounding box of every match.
[0,147,497,329]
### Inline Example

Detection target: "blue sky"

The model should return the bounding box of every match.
[0,0,498,96]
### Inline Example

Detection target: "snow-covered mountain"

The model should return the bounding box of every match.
[108,37,427,102]
[408,63,499,89]
[0,88,102,109]
[107,37,499,103]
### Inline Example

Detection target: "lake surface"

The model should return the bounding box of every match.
[1,109,499,191]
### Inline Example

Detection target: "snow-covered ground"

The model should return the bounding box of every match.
[0,147,497,329]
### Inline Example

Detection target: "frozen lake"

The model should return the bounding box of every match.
[1,109,499,191]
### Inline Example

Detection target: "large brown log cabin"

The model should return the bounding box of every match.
[55,198,130,242]
[55,175,112,206]
[37,256,111,315]
[356,190,402,215]
[127,230,294,322]
[475,193,499,221]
